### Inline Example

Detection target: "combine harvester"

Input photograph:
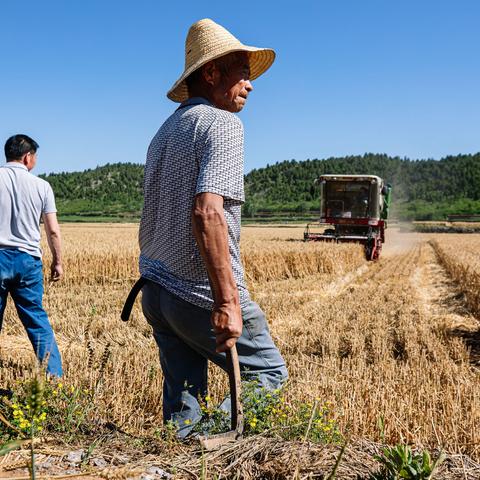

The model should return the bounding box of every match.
[304,175,392,260]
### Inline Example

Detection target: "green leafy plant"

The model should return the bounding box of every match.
[194,395,230,435]
[193,380,342,444]
[1,379,96,445]
[369,444,445,480]
[0,378,48,438]
[242,381,283,434]
[43,381,95,440]
[1,376,47,479]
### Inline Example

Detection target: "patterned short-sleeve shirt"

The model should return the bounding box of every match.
[139,97,250,310]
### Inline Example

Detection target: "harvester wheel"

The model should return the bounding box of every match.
[365,237,382,261]
[373,238,382,260]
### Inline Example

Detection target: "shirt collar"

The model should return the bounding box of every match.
[178,97,213,109]
[3,162,28,171]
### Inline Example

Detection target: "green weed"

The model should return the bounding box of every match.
[369,444,445,480]
[1,378,47,437]
[43,381,95,438]
[193,381,342,443]
[1,379,95,443]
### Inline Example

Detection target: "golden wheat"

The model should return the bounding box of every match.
[430,235,480,316]
[0,224,479,461]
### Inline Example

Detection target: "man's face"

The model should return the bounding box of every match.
[211,53,253,113]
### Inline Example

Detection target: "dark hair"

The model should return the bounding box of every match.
[4,134,39,161]
[185,67,203,92]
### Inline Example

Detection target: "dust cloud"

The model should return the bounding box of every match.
[382,225,422,257]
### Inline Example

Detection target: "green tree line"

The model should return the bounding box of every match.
[39,153,480,221]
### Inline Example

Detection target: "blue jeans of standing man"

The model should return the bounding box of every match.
[141,280,288,438]
[0,248,63,377]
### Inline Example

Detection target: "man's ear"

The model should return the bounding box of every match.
[21,153,29,167]
[202,61,218,86]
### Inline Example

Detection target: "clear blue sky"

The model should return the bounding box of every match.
[1,0,479,175]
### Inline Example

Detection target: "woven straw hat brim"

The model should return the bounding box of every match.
[167,47,275,103]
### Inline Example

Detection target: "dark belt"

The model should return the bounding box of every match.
[121,277,147,322]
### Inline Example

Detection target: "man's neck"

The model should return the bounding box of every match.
[187,86,216,106]
[6,160,29,170]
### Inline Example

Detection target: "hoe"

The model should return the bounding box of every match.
[198,344,244,450]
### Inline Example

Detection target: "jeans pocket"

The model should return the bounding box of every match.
[21,253,42,269]
[242,302,268,339]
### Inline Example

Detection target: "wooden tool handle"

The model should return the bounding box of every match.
[226,344,244,435]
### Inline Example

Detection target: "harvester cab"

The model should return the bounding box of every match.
[304,175,392,260]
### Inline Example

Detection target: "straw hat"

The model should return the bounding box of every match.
[167,18,275,102]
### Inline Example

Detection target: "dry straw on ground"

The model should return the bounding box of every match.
[431,235,480,316]
[1,224,479,477]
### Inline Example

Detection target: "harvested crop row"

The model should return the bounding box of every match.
[260,242,479,458]
[430,236,480,316]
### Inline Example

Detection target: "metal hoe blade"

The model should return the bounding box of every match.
[198,344,244,450]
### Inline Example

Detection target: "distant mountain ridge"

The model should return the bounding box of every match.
[39,153,480,220]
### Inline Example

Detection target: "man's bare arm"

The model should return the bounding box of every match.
[192,192,242,353]
[42,212,63,281]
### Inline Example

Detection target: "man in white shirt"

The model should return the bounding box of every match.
[0,134,63,376]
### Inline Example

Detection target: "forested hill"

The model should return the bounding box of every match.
[39,163,144,219]
[244,153,480,218]
[39,153,480,221]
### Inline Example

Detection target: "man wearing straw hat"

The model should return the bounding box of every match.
[137,19,287,437]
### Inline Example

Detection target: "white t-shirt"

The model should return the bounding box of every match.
[0,162,57,258]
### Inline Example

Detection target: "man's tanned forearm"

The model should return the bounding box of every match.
[43,213,62,265]
[192,192,242,352]
[43,213,64,281]
[47,230,62,265]
[192,193,238,306]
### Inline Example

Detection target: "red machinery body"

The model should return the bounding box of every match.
[304,175,391,261]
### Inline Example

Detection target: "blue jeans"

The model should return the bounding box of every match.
[141,280,288,438]
[0,249,63,377]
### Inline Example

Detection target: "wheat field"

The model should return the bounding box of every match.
[0,224,479,477]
